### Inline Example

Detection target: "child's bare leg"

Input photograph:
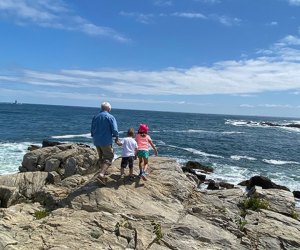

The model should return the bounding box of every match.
[143,158,149,172]
[138,157,143,174]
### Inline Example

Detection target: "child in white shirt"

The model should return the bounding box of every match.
[116,128,138,180]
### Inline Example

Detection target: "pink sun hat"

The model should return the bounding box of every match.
[139,124,149,133]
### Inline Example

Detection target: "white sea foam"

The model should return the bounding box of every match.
[280,127,300,134]
[231,155,257,161]
[221,131,245,135]
[168,129,209,133]
[187,129,208,133]
[0,142,35,175]
[51,133,91,139]
[262,159,300,165]
[155,140,166,145]
[182,147,224,158]
[225,119,261,127]
[166,144,223,158]
[210,163,257,185]
[225,119,300,133]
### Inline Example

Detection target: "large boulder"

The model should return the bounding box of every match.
[247,186,295,216]
[0,172,49,207]
[21,144,98,179]
[244,209,300,249]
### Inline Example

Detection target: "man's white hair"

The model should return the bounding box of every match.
[101,102,112,111]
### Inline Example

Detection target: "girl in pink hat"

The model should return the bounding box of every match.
[136,124,158,180]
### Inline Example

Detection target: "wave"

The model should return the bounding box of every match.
[225,119,300,133]
[151,129,245,135]
[221,131,245,135]
[262,159,300,165]
[209,163,258,185]
[155,140,166,145]
[0,142,35,175]
[51,133,91,139]
[230,155,257,161]
[166,144,223,158]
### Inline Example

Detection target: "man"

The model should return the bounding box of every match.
[91,102,119,183]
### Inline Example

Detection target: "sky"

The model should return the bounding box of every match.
[0,0,300,117]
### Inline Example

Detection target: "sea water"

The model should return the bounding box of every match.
[0,103,299,193]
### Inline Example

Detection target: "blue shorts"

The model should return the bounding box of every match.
[137,150,149,158]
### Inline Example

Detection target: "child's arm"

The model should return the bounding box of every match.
[149,140,158,156]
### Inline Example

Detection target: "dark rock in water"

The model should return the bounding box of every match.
[238,180,249,186]
[28,145,41,151]
[42,140,64,147]
[195,173,206,182]
[247,175,290,191]
[293,191,300,199]
[207,180,219,190]
[260,122,280,127]
[219,182,234,189]
[183,161,214,173]
[285,124,300,129]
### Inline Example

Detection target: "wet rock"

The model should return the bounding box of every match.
[293,191,300,199]
[247,175,290,191]
[183,161,214,173]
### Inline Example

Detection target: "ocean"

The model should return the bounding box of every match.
[1,103,300,192]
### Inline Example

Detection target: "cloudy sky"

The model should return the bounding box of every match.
[1,0,300,117]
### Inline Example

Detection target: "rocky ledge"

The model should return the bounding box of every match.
[0,143,299,249]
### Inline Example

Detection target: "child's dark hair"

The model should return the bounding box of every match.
[127,128,135,137]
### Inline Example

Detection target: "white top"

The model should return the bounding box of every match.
[121,137,138,157]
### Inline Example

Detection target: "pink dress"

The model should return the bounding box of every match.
[136,134,152,151]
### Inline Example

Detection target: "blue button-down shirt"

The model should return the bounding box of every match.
[91,111,119,146]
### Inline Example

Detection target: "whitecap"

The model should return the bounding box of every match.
[166,144,223,158]
[182,147,224,158]
[231,155,257,161]
[222,131,245,135]
[155,140,166,145]
[51,133,91,139]
[262,159,300,165]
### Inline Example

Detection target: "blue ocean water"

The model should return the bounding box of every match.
[0,103,300,191]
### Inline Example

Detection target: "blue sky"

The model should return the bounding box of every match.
[1,0,300,117]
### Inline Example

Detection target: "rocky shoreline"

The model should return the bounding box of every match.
[0,143,300,249]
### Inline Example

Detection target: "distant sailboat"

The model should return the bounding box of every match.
[13,100,17,104]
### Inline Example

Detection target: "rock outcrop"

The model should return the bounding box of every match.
[0,144,299,249]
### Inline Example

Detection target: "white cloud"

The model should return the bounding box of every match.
[240,104,255,108]
[0,0,128,42]
[266,21,278,26]
[171,12,207,19]
[120,10,240,27]
[210,15,241,26]
[119,11,154,24]
[194,0,221,3]
[287,0,300,6]
[241,104,295,109]
[1,56,300,96]
[2,34,300,97]
[154,0,173,6]
[258,104,293,108]
[277,35,300,46]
